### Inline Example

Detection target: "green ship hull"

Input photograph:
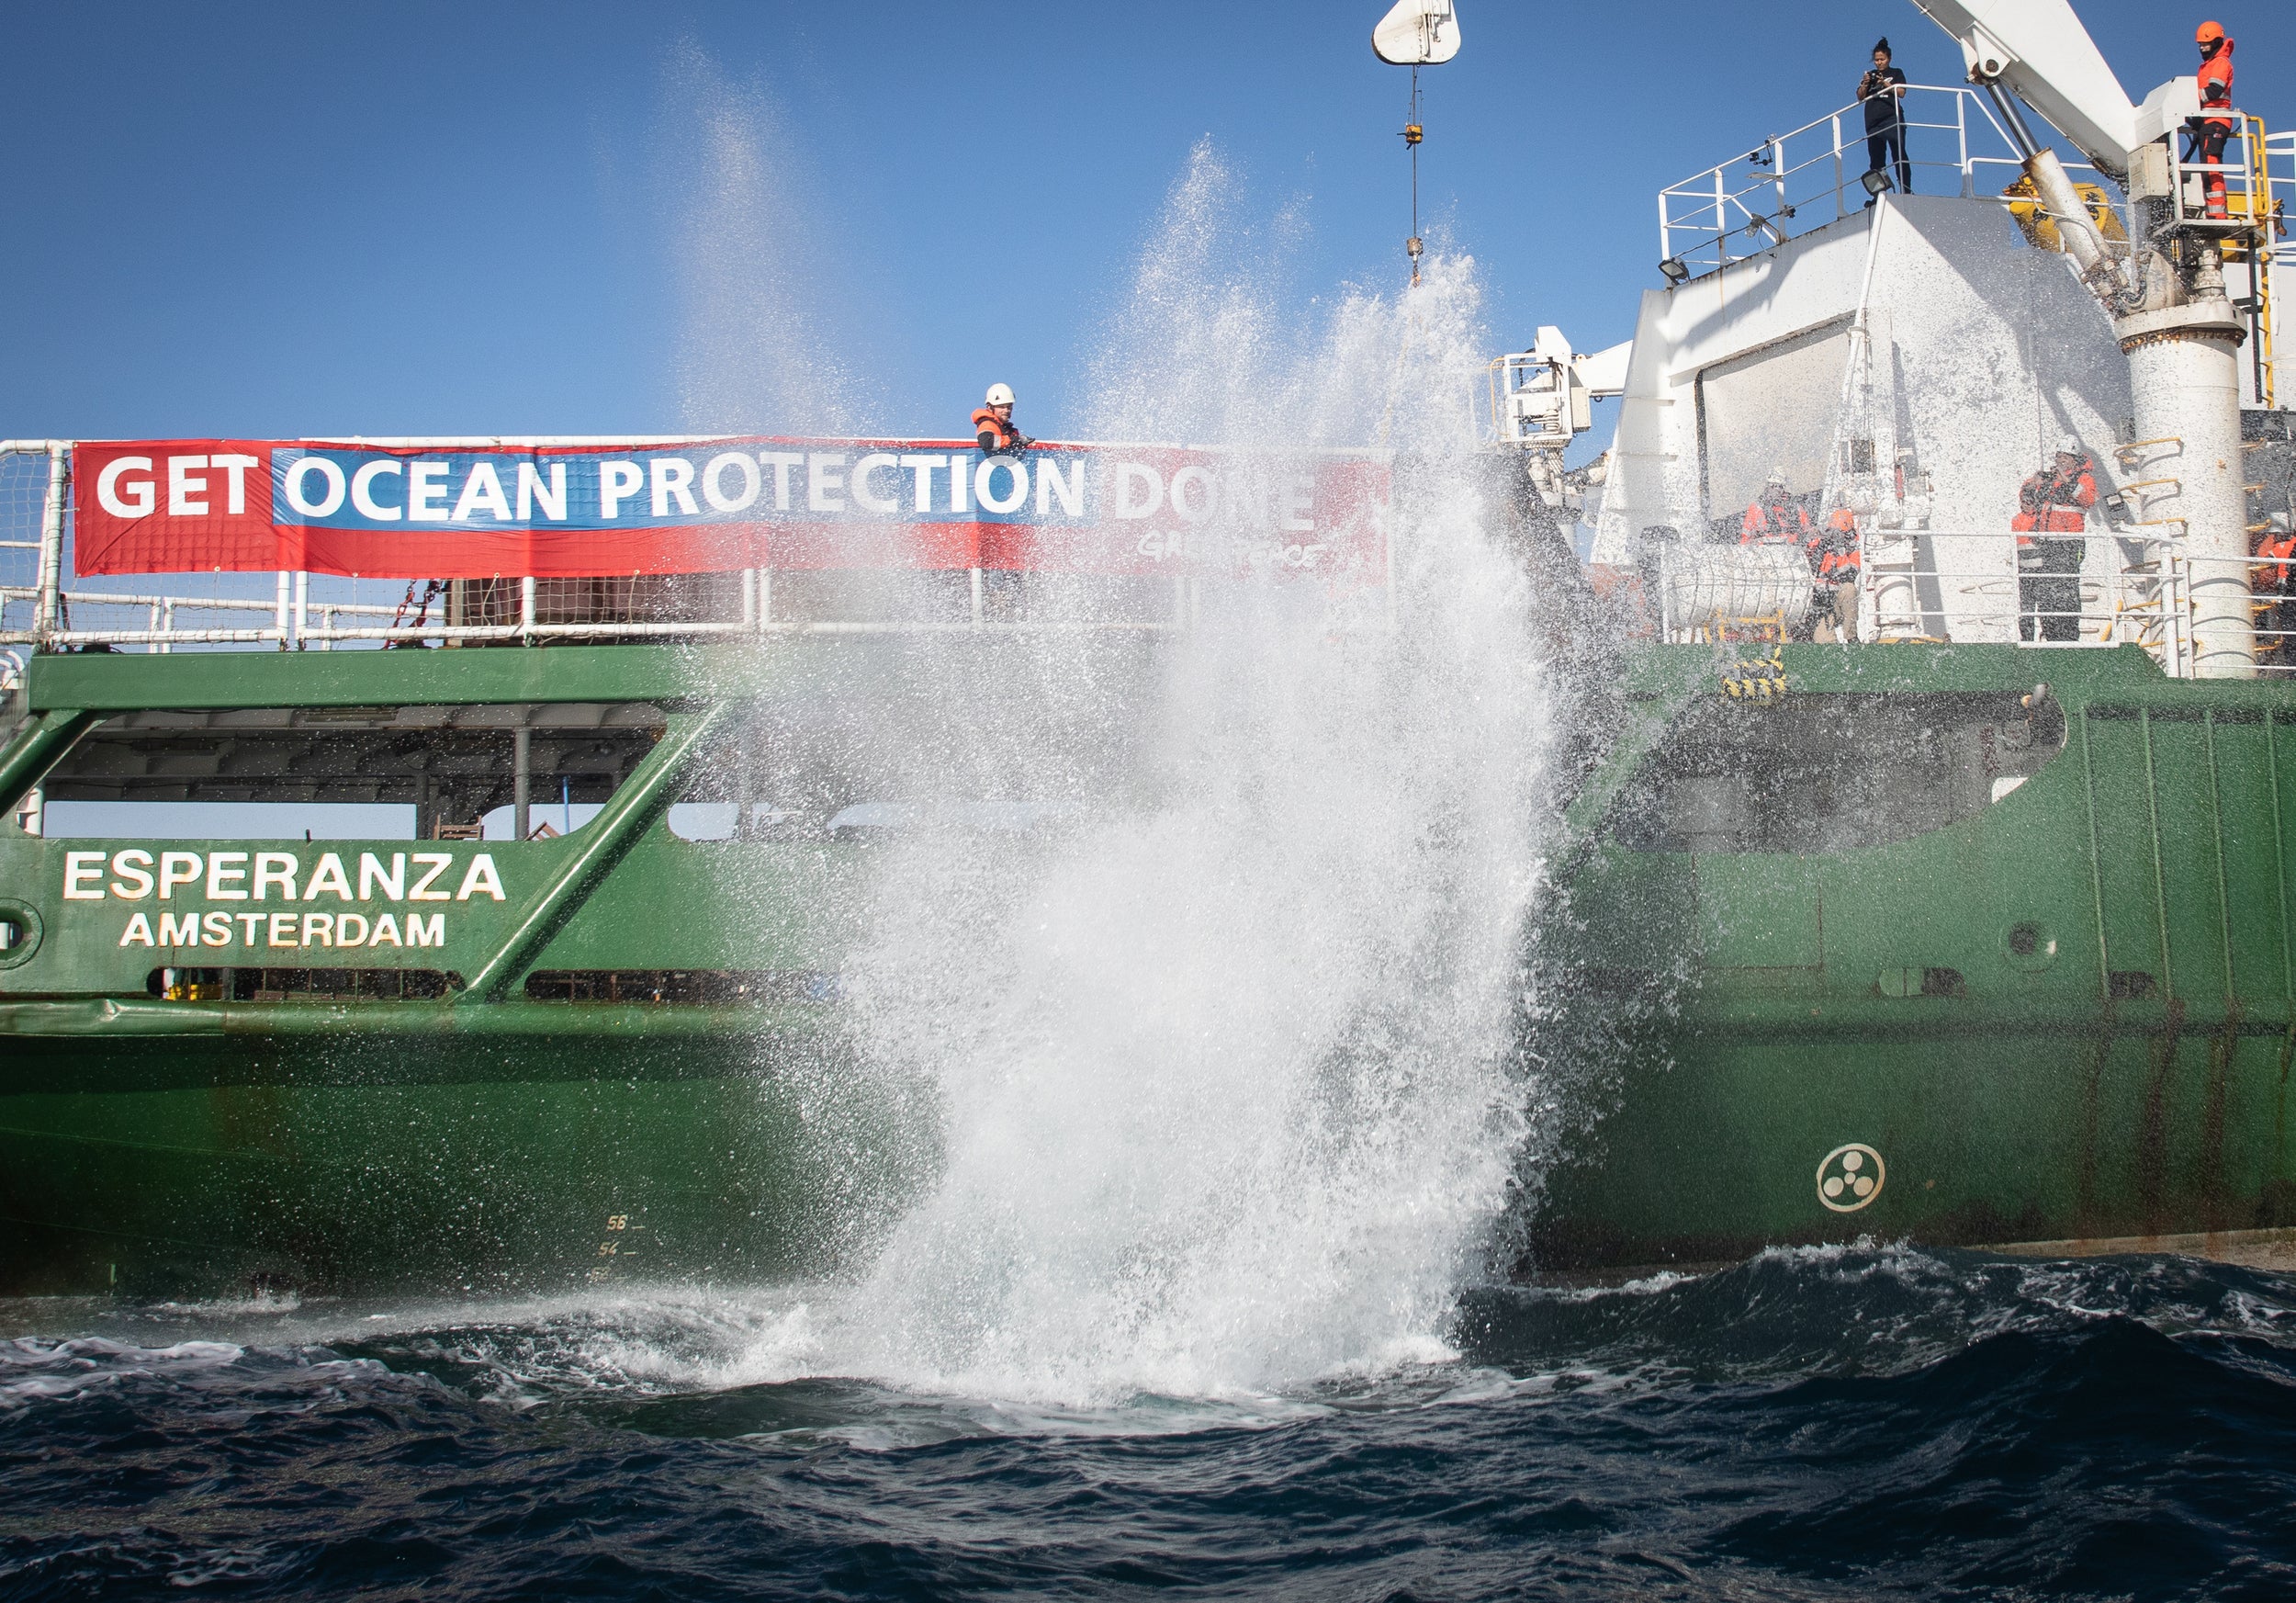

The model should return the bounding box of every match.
[6,639,2296,1296]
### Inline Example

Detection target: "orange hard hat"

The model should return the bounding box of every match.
[2197,20,2225,44]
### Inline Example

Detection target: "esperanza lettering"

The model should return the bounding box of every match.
[64,850,504,905]
[61,849,495,952]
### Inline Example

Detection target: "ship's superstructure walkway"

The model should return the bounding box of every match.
[1600,82,2296,677]
[1658,85,2290,392]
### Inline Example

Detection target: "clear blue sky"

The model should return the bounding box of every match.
[0,1,2284,444]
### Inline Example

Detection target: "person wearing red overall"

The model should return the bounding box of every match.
[2187,22,2235,220]
[2013,436,2096,642]
[1807,507,1863,642]
[1740,468,1812,545]
[2253,520,2296,657]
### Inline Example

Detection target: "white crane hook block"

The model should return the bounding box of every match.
[1372,0,1460,66]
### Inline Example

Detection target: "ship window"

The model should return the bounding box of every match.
[146,966,457,1001]
[523,969,841,1004]
[660,804,820,842]
[41,703,667,841]
[1606,692,2065,855]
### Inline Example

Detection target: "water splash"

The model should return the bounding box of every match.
[745,148,1556,1404]
[662,44,868,436]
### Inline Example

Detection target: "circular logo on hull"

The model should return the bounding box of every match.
[1817,1143,1885,1212]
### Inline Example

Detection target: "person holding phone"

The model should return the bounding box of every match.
[1859,39,1911,201]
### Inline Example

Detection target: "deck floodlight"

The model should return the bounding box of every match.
[1660,256,1690,285]
[1861,167,1896,198]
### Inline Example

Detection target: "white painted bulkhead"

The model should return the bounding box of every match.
[1593,193,2141,646]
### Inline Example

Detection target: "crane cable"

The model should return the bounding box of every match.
[1402,63,1424,286]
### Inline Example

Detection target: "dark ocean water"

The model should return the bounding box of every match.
[6,1242,2296,1601]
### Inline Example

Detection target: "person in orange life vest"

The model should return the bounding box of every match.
[1806,506,1863,642]
[2253,508,2296,656]
[2186,22,2235,220]
[973,382,1032,457]
[2013,435,2096,642]
[1741,468,1812,544]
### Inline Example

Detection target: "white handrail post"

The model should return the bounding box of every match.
[520,575,536,645]
[1950,89,1963,198]
[1658,190,1670,266]
[1833,113,1845,218]
[321,605,335,651]
[294,570,309,649]
[1714,165,1728,266]
[161,598,174,655]
[146,602,161,655]
[32,442,66,649]
[274,570,290,649]
[740,567,758,630]
[758,568,771,632]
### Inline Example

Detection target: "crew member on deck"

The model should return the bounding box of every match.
[973,383,1032,457]
[2187,22,2235,220]
[2013,435,2096,643]
[1807,507,1863,643]
[1741,468,1812,545]
[1859,38,1911,201]
[2253,511,2296,658]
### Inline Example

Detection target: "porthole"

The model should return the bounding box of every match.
[2003,920,2059,973]
[0,899,42,969]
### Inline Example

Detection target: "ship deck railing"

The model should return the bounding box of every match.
[1651,85,2296,288]
[1657,85,2050,279]
[1658,528,2296,674]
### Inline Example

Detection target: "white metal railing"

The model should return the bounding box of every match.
[0,573,1208,651]
[1858,531,2201,674]
[1658,85,2099,277]
[1654,528,2224,674]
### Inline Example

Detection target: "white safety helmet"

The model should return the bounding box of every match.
[2054,433,2081,457]
[985,383,1016,407]
[1764,467,1789,488]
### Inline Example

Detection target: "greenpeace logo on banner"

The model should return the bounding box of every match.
[72,438,1390,583]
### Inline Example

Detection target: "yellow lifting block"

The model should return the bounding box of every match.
[2002,175,2128,254]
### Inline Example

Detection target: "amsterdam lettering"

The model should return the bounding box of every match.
[62,849,504,951]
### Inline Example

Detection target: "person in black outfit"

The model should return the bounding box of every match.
[1859,38,1911,200]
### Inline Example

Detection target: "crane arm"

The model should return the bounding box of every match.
[1906,0,2138,175]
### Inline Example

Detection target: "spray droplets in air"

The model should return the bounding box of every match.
[663,45,869,437]
[715,143,1561,1405]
